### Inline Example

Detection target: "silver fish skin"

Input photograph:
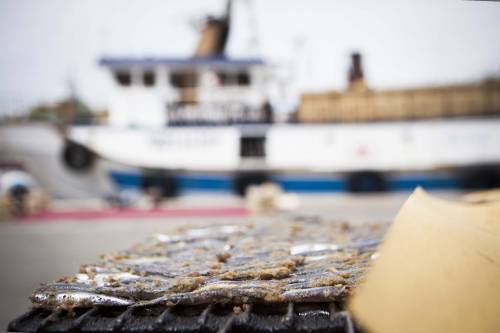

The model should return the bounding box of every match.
[31,291,133,308]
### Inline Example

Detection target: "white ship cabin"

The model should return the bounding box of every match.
[100,56,272,128]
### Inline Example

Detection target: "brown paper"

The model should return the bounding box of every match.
[462,188,500,204]
[349,188,500,333]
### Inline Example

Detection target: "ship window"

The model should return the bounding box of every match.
[170,72,198,88]
[217,72,229,85]
[216,71,251,86]
[114,70,131,86]
[237,72,250,86]
[143,70,156,87]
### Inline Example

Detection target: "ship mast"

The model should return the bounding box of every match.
[194,0,232,57]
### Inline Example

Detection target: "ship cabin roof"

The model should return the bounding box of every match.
[99,55,265,70]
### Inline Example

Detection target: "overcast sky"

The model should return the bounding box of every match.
[1,0,500,114]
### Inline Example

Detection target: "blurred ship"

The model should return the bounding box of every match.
[1,0,500,199]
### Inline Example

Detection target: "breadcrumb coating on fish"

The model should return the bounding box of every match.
[31,216,388,309]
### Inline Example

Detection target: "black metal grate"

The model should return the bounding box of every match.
[8,302,360,333]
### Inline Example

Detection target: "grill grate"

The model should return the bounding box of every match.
[8,302,360,333]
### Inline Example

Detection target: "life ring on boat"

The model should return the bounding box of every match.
[62,141,95,172]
